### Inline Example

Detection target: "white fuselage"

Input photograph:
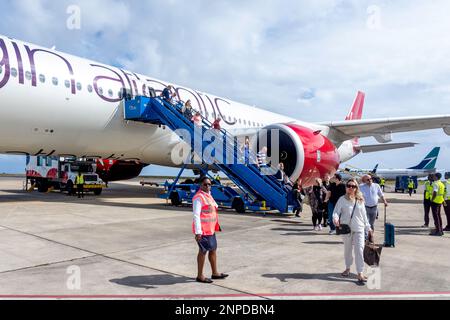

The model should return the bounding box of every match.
[344,168,436,179]
[0,35,333,166]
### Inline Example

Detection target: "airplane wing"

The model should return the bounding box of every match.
[320,115,450,143]
[355,142,417,153]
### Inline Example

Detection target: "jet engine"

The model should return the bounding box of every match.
[96,159,148,183]
[257,124,340,187]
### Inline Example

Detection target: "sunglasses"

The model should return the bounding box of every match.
[346,185,357,189]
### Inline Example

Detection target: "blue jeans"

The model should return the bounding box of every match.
[328,202,336,231]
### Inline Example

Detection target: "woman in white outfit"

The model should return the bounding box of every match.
[333,178,373,284]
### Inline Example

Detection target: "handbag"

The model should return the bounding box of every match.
[336,199,357,235]
[364,234,383,266]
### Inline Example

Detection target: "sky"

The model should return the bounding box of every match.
[0,0,449,175]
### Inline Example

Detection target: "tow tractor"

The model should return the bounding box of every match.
[26,156,104,195]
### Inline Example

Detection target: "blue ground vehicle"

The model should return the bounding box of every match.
[158,166,274,214]
[395,176,418,193]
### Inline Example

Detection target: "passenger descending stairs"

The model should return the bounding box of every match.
[124,96,295,213]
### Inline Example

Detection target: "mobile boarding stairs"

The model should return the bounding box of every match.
[124,96,296,214]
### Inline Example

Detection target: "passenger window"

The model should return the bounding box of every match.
[25,71,32,80]
[64,80,70,88]
[0,65,2,74]
[108,89,113,97]
[76,82,82,91]
[118,91,123,99]
[98,87,103,95]
[11,68,18,77]
[87,84,93,93]
[39,74,45,83]
[52,77,58,86]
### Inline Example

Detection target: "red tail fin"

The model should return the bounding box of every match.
[346,91,365,147]
[345,91,365,121]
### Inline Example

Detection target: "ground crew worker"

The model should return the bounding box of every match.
[408,179,415,197]
[75,172,84,199]
[423,174,434,228]
[430,173,445,236]
[444,172,450,232]
[214,174,221,184]
[380,178,386,192]
[193,177,228,283]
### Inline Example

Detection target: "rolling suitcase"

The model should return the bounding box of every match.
[383,206,395,247]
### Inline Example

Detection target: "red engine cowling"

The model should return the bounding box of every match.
[96,159,148,182]
[261,124,340,187]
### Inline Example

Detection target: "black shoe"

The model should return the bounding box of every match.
[212,273,229,280]
[444,227,450,232]
[196,277,213,283]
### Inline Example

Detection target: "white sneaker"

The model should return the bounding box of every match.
[329,230,336,235]
[318,224,323,231]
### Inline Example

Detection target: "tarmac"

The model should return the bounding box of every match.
[0,177,449,300]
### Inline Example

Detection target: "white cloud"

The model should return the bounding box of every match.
[0,0,449,172]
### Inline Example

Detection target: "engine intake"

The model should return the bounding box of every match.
[260,124,340,187]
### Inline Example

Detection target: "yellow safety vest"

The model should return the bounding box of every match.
[432,181,445,204]
[424,181,433,200]
[446,179,450,201]
[75,175,84,185]
[408,181,414,189]
[380,179,385,186]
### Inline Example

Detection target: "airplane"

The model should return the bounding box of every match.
[371,147,440,179]
[1,34,450,187]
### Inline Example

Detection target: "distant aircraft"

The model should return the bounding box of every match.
[1,34,450,186]
[341,147,440,179]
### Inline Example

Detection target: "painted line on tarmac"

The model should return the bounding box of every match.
[1,291,450,299]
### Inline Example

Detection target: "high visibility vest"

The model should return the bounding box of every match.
[380,179,385,186]
[408,181,414,189]
[432,181,445,204]
[446,179,450,201]
[75,175,84,185]
[192,191,220,236]
[424,181,433,200]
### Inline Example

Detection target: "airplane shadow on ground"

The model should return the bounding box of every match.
[302,241,342,245]
[385,198,423,204]
[262,273,360,285]
[271,227,323,237]
[110,274,194,289]
[0,190,293,219]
